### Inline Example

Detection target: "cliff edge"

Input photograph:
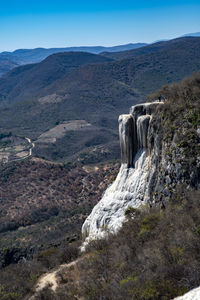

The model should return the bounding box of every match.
[82,74,200,250]
[81,101,163,249]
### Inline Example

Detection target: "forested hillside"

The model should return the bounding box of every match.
[0,37,200,164]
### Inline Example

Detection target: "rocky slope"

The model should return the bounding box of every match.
[82,73,200,249]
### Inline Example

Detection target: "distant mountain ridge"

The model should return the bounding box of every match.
[0,43,147,77]
[0,43,147,60]
[182,32,200,37]
[2,37,200,106]
[152,32,200,43]
[0,32,199,77]
[101,36,200,60]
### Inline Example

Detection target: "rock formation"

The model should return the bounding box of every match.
[81,101,164,250]
[81,99,199,250]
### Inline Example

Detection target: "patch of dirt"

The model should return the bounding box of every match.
[36,120,92,144]
[29,255,87,299]
[38,93,65,104]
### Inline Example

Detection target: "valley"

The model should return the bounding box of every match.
[0,37,200,166]
[0,36,199,300]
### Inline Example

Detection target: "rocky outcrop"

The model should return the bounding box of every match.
[119,114,134,167]
[81,101,164,250]
[81,99,200,250]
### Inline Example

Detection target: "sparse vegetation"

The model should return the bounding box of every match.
[45,189,199,300]
[149,72,200,176]
[0,158,119,249]
[0,240,80,300]
[31,72,200,300]
[0,158,119,298]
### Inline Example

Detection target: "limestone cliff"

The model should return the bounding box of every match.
[81,99,200,250]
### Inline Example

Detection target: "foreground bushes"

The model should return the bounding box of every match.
[75,189,200,300]
[30,189,200,300]
[0,241,80,299]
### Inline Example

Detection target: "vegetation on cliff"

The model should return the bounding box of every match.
[149,72,200,192]
[64,189,200,300]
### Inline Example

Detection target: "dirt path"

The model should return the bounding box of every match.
[29,257,85,299]
[25,137,35,157]
[35,260,77,292]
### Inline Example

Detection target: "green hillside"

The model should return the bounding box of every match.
[101,36,200,60]
[0,51,113,103]
[0,37,200,164]
[0,57,18,77]
[0,43,147,77]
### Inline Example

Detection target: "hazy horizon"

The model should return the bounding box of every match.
[0,32,199,54]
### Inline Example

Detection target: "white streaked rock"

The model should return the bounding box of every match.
[81,102,163,251]
[173,287,200,300]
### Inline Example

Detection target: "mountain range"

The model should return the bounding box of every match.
[0,36,200,164]
[0,43,147,77]
[0,32,199,77]
[101,36,200,60]
[182,32,200,37]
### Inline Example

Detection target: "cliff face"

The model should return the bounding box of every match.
[81,98,200,250]
[81,101,161,249]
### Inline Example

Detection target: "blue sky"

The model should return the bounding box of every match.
[0,0,200,51]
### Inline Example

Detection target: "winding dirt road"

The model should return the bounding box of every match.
[25,137,35,157]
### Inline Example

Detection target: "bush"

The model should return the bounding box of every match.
[66,189,200,300]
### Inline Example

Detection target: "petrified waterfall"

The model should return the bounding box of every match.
[119,114,134,167]
[81,101,163,250]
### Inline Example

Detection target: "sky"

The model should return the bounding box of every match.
[0,0,200,52]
